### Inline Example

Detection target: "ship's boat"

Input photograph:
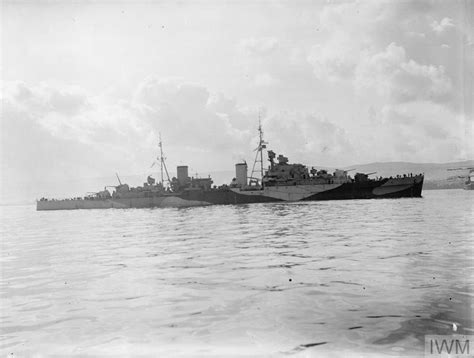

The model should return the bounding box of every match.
[37,125,424,211]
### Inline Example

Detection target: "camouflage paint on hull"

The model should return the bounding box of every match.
[36,176,424,211]
[36,196,211,211]
[302,176,424,201]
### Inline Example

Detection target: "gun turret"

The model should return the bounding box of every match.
[147,175,156,185]
[354,172,375,182]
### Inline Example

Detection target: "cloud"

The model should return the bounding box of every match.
[263,112,354,167]
[240,37,279,56]
[406,32,426,39]
[1,79,262,187]
[307,1,384,82]
[207,93,258,131]
[306,2,457,104]
[4,81,90,116]
[254,73,279,87]
[1,81,153,183]
[307,42,360,82]
[304,0,470,144]
[355,43,453,103]
[132,78,257,164]
[48,86,90,115]
[431,17,455,34]
[379,101,472,161]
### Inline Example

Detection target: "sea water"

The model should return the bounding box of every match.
[1,190,473,357]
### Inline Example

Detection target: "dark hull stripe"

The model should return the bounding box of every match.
[303,179,424,201]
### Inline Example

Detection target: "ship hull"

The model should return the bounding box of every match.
[37,176,424,211]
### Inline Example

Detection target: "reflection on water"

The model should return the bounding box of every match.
[374,290,474,345]
[0,190,473,356]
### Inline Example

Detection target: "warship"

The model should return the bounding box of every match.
[37,125,424,211]
[447,167,474,190]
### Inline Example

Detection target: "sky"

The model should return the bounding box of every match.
[1,0,473,201]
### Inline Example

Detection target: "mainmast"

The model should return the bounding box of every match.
[249,116,267,186]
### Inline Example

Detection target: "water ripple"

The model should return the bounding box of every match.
[1,190,473,356]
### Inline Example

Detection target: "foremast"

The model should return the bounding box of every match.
[158,133,172,187]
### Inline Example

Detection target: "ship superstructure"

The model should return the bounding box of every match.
[37,125,424,210]
[447,167,474,190]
